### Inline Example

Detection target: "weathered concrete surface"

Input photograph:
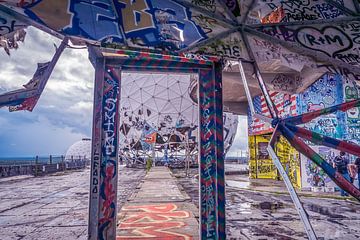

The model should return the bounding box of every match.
[173,167,360,240]
[117,167,199,239]
[0,166,145,240]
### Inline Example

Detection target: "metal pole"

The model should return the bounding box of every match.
[198,64,225,239]
[267,145,317,240]
[238,61,272,123]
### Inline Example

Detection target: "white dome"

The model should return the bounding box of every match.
[65,138,91,161]
[119,72,238,165]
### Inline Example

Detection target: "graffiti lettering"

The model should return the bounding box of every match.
[92,152,100,194]
[296,26,353,57]
[104,98,117,156]
[118,0,154,33]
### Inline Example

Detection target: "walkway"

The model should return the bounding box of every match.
[117,167,199,240]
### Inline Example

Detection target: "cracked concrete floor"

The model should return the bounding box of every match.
[0,167,145,240]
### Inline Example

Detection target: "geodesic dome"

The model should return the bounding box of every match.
[119,72,238,166]
[65,138,91,161]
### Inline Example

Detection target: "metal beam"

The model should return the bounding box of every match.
[353,0,360,13]
[267,130,317,240]
[244,26,360,78]
[215,0,238,23]
[240,0,256,24]
[240,30,279,119]
[238,60,273,124]
[249,16,360,28]
[198,64,225,239]
[88,52,121,240]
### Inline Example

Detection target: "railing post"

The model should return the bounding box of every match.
[34,155,39,177]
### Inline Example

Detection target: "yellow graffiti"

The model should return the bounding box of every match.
[118,0,155,33]
[248,134,301,189]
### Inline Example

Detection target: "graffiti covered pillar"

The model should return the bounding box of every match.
[89,54,121,240]
[198,62,225,239]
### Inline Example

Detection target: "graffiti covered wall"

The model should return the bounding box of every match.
[297,74,345,139]
[300,146,337,191]
[249,73,360,190]
[248,134,301,189]
[343,78,360,145]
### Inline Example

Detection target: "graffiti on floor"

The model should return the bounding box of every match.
[117,203,192,239]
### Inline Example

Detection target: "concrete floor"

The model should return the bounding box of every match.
[0,167,145,240]
[117,167,199,239]
[0,165,359,239]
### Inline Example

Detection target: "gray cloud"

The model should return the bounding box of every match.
[0,27,249,157]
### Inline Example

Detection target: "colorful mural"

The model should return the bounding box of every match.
[298,74,345,139]
[249,134,301,188]
[343,78,360,145]
[300,146,337,190]
[249,73,360,192]
[248,91,297,135]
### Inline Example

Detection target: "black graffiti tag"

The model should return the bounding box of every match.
[295,26,353,57]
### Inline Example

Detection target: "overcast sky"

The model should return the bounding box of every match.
[0,27,248,157]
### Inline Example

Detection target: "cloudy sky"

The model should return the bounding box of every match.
[0,27,248,157]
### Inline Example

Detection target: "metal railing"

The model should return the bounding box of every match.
[0,155,90,178]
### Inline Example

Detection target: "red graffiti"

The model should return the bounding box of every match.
[117,203,192,239]
[99,165,116,226]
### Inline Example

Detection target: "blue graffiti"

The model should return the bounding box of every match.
[23,0,206,51]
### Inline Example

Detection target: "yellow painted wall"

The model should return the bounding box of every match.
[249,134,301,189]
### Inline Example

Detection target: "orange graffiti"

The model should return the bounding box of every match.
[117,203,193,239]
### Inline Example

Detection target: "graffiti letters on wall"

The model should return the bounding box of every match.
[255,0,348,22]
[258,21,360,81]
[0,11,27,36]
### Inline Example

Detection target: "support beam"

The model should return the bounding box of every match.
[267,132,317,240]
[238,60,273,123]
[89,57,121,240]
[198,63,225,239]
[285,123,360,157]
[353,0,360,13]
[249,16,360,28]
[280,123,360,201]
[239,0,256,24]
[240,31,279,119]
